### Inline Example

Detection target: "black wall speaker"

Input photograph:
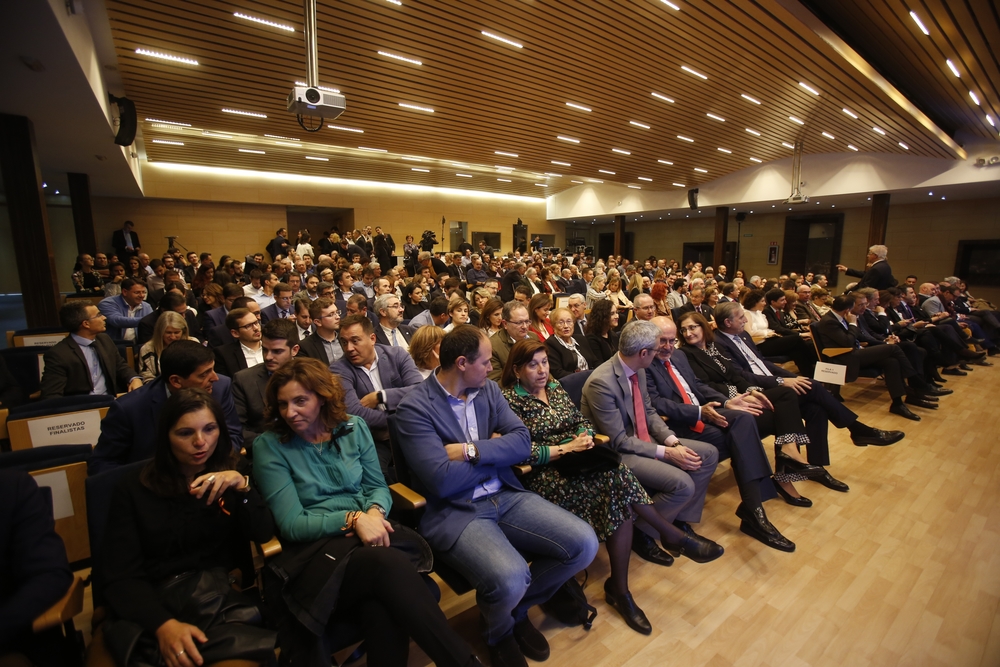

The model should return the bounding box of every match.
[687,188,699,210]
[736,212,747,222]
[110,94,137,146]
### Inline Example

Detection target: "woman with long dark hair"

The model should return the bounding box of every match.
[191,264,215,298]
[585,299,620,363]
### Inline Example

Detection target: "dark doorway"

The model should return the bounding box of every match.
[782,214,844,286]
[286,206,353,238]
[598,233,634,261]
[682,242,736,270]
[472,232,501,253]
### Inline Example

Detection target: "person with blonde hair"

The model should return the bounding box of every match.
[137,311,198,383]
[409,325,446,378]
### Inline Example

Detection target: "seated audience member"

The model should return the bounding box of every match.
[90,340,242,474]
[332,314,424,479]
[373,293,414,349]
[888,286,982,376]
[545,307,599,379]
[201,283,239,335]
[409,324,446,379]
[649,283,673,319]
[138,311,198,384]
[793,284,818,322]
[232,319,300,448]
[665,279,688,311]
[836,244,897,290]
[100,389,276,667]
[297,297,344,368]
[205,296,259,348]
[478,298,505,338]
[0,356,25,408]
[72,253,104,295]
[585,299,621,364]
[581,320,724,562]
[586,274,609,308]
[253,358,481,667]
[488,301,539,382]
[746,289,817,376]
[40,302,141,398]
[0,470,74,666]
[925,284,998,354]
[292,297,314,341]
[99,278,153,341]
[670,314,841,507]
[410,295,451,329]
[443,297,472,333]
[402,283,428,320]
[500,339,721,634]
[260,282,295,323]
[137,292,195,347]
[813,294,940,421]
[606,276,633,313]
[104,261,126,297]
[395,326,598,667]
[214,308,263,378]
[676,287,715,326]
[632,293,658,323]
[527,293,553,340]
[513,285,533,307]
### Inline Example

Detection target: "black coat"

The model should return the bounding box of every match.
[845,260,896,291]
[40,333,136,398]
[545,335,599,379]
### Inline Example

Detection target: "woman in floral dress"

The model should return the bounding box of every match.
[500,339,723,636]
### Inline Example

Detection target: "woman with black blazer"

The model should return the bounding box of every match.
[585,299,620,364]
[545,308,598,379]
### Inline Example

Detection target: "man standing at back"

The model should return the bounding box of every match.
[836,244,897,291]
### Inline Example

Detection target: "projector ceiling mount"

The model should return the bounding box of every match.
[287,0,346,132]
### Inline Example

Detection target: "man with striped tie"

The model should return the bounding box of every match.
[372,293,415,350]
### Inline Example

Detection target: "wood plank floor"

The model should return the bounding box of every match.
[74,361,1000,667]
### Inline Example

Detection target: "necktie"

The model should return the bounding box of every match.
[391,328,399,346]
[628,373,650,442]
[734,335,772,376]
[665,362,703,433]
[279,309,287,319]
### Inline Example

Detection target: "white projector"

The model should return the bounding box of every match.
[286,86,346,119]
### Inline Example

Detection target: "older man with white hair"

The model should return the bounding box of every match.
[836,244,897,291]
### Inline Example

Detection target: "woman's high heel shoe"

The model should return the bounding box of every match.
[773,478,813,507]
[774,452,826,479]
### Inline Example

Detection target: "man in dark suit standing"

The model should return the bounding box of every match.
[266,227,289,261]
[111,220,140,259]
[836,244,897,291]
[214,308,264,378]
[232,319,299,450]
[40,302,142,399]
[89,341,242,474]
[372,294,415,349]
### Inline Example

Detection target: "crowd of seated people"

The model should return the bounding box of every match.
[17,228,997,667]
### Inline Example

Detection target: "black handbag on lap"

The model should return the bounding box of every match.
[550,445,621,477]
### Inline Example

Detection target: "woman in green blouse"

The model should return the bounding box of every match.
[500,340,723,636]
[253,357,480,667]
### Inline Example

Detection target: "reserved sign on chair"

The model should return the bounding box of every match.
[813,362,847,385]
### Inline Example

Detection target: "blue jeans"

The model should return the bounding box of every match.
[438,489,598,646]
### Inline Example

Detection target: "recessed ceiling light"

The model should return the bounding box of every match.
[399,103,434,113]
[239,148,265,154]
[557,136,580,143]
[612,148,631,155]
[481,31,523,48]
[672,182,685,187]
[898,142,909,149]
[969,91,980,105]
[681,65,707,80]
[822,131,835,139]
[378,51,422,65]
[848,144,859,151]
[749,157,763,163]
[295,81,340,93]
[456,173,472,177]
[386,0,401,5]
[411,167,429,172]
[328,124,363,133]
[358,146,387,152]
[941,196,946,200]
[598,169,616,174]
[745,128,761,136]
[233,12,294,31]
[495,151,518,157]
[545,172,562,177]
[135,48,199,65]
[222,108,267,118]
[909,10,930,35]
[305,155,329,161]
[928,191,934,195]
[552,161,571,166]
[152,139,184,145]
[842,108,858,119]
[693,167,708,173]
[872,126,886,135]
[535,183,547,187]
[706,113,725,122]
[145,118,190,127]
[782,142,795,149]
[657,159,674,165]
[202,131,233,139]
[946,59,961,77]
[677,135,694,142]
[628,185,641,189]
[566,102,592,112]
[651,92,675,103]
[54,190,59,194]
[659,0,680,9]
[588,179,604,183]
[717,147,731,153]
[789,115,804,125]
[798,82,820,95]
[630,121,651,129]
[638,176,652,181]
[741,94,761,104]
[571,180,583,183]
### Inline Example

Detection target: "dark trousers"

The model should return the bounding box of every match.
[757,335,816,377]
[795,382,857,466]
[853,344,914,398]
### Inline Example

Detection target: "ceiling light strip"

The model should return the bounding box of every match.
[630,121,650,129]
[305,156,329,161]
[681,65,707,80]
[909,11,930,35]
[611,148,631,155]
[233,12,294,32]
[378,51,422,65]
[798,82,819,95]
[145,118,190,126]
[222,108,267,118]
[135,48,198,65]
[239,148,265,154]
[651,92,675,103]
[481,31,523,48]
[328,125,363,133]
[399,103,434,112]
[151,139,184,145]
[741,94,761,104]
[557,136,580,143]
[295,81,340,93]
[495,151,518,157]
[566,102,592,112]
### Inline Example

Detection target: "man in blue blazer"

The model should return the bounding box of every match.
[713,301,904,465]
[395,325,598,667]
[332,315,424,479]
[89,340,242,474]
[97,279,153,340]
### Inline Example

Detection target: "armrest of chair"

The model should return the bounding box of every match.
[389,483,426,510]
[822,347,854,357]
[513,464,532,476]
[260,537,282,559]
[33,574,84,632]
[594,434,610,446]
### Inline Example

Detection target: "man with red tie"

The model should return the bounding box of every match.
[644,317,794,552]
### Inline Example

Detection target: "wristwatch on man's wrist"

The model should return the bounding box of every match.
[465,442,480,465]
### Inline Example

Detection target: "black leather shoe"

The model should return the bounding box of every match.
[604,580,652,635]
[631,531,674,566]
[989,347,999,356]
[905,395,939,409]
[812,469,850,492]
[774,479,813,507]
[662,533,724,563]
[958,348,986,360]
[774,452,827,479]
[974,359,993,366]
[959,363,974,371]
[922,386,953,396]
[889,403,921,421]
[489,636,527,667]
[941,367,967,376]
[735,503,795,552]
[512,617,549,662]
[852,428,905,447]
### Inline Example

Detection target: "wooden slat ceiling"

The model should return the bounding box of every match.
[105,0,979,200]
[800,0,1000,142]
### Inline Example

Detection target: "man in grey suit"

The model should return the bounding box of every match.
[40,302,142,399]
[581,320,721,565]
[372,293,415,349]
[333,314,425,480]
[232,319,300,452]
